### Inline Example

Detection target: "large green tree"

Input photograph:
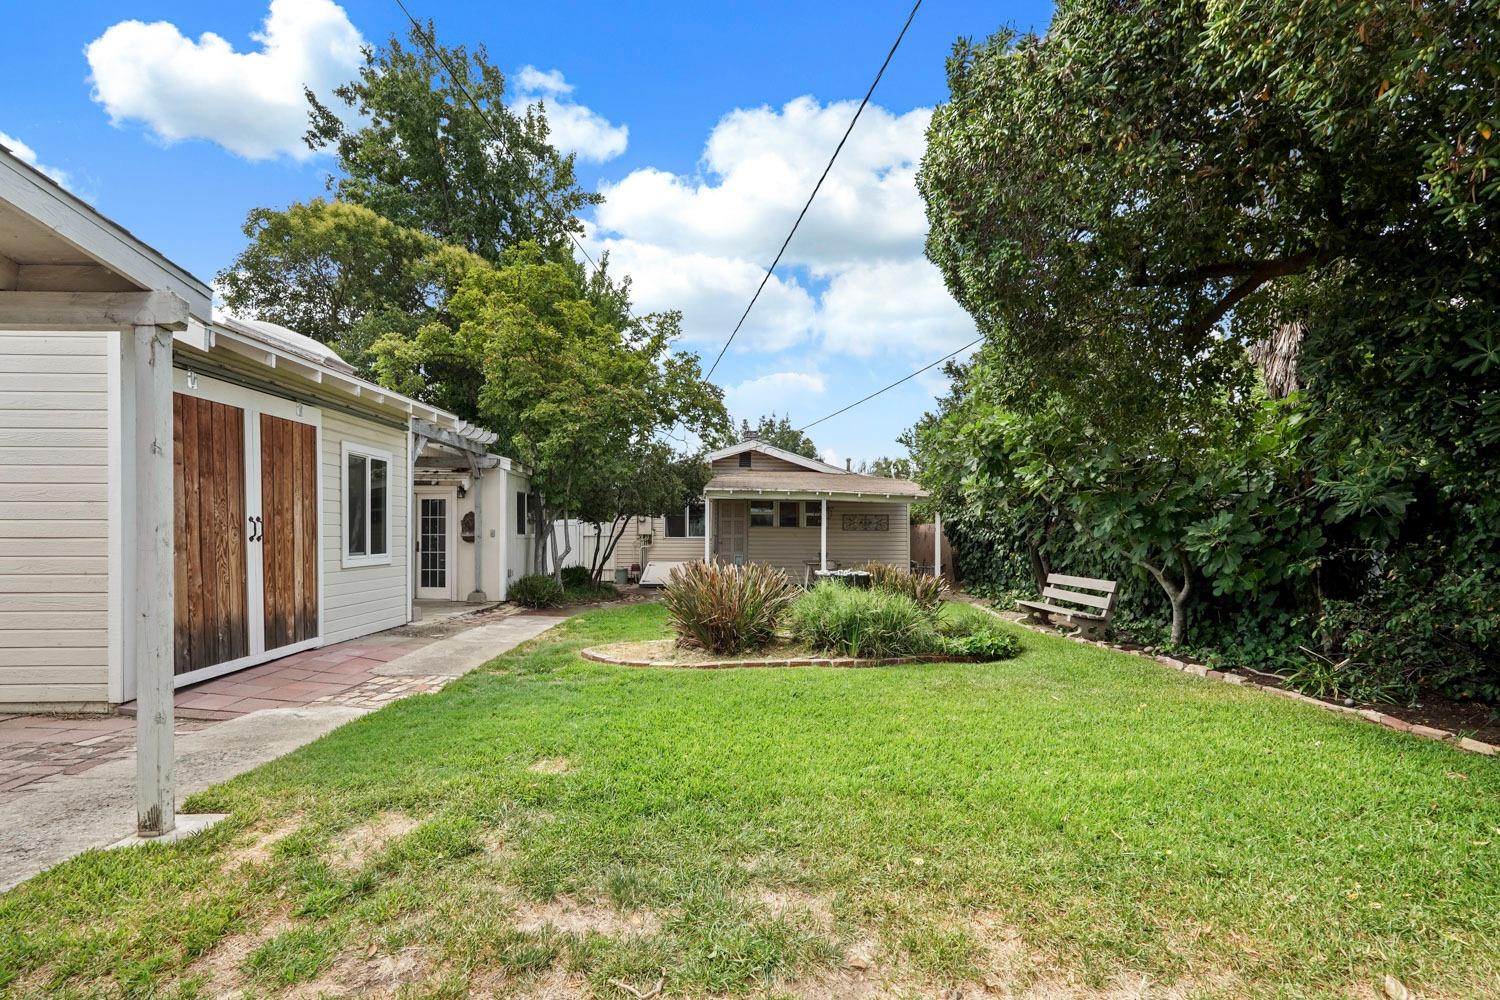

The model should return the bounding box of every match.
[915,0,1499,697]
[305,23,597,260]
[736,414,819,459]
[372,243,730,579]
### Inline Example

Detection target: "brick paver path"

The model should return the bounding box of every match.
[0,606,525,795]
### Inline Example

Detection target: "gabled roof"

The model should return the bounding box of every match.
[0,143,211,317]
[706,469,926,500]
[704,439,847,474]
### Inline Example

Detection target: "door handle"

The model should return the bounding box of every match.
[248,516,256,542]
[247,515,263,542]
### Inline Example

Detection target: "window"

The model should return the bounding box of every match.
[516,491,531,536]
[749,499,775,527]
[804,501,822,528]
[778,501,800,527]
[343,443,391,566]
[665,502,706,538]
[738,451,752,468]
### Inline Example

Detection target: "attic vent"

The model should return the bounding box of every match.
[738,452,752,468]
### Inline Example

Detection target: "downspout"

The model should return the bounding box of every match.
[466,454,487,603]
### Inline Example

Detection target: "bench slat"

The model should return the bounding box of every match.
[1042,585,1112,610]
[1016,599,1103,621]
[1046,573,1117,593]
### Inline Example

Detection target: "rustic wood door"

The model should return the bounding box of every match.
[713,500,748,565]
[259,413,320,651]
[172,393,250,675]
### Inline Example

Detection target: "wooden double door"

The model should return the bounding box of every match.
[172,374,321,686]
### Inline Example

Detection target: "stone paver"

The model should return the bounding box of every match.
[0,603,571,891]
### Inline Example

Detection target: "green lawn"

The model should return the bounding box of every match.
[3,603,1498,999]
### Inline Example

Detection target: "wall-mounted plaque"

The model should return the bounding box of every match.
[841,513,889,532]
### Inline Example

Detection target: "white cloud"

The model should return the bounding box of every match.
[819,258,977,357]
[0,131,72,190]
[596,96,930,272]
[512,65,627,163]
[724,371,826,421]
[85,0,364,161]
[583,234,817,352]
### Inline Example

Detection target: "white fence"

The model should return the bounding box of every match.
[548,520,611,571]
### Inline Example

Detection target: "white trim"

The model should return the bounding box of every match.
[499,465,510,599]
[662,502,707,539]
[414,485,458,600]
[340,440,395,568]
[0,147,212,314]
[820,499,828,572]
[107,328,126,703]
[703,439,847,474]
[707,489,921,503]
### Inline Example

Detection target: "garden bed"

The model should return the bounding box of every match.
[580,638,973,669]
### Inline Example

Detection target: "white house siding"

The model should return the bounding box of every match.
[0,331,112,708]
[502,471,535,595]
[321,408,411,643]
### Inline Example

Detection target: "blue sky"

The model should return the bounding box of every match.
[1,0,1052,465]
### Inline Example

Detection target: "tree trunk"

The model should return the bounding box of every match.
[1141,551,1194,646]
[593,517,630,585]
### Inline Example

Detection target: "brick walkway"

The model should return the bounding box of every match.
[0,606,523,796]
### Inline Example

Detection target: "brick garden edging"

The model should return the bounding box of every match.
[1002,616,1499,758]
[580,646,973,670]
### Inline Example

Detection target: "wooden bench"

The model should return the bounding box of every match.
[1017,573,1118,640]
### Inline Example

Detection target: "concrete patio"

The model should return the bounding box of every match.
[0,606,568,891]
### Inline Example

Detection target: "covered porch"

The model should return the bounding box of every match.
[702,470,935,585]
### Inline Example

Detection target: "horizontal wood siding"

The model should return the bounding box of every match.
[710,453,809,473]
[321,409,409,643]
[0,331,111,705]
[743,501,910,580]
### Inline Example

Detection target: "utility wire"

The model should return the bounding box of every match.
[705,0,925,379]
[797,336,981,432]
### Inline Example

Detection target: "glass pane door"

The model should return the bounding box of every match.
[418,496,450,597]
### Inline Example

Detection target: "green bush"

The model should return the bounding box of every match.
[855,561,948,613]
[663,561,797,654]
[937,625,1022,661]
[560,565,594,589]
[509,574,564,609]
[789,584,938,659]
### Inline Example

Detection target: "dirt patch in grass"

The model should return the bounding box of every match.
[335,811,419,869]
[756,887,837,934]
[229,815,302,867]
[180,915,294,996]
[528,757,572,775]
[512,895,661,937]
[281,945,430,999]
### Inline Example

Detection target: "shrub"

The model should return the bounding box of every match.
[664,561,797,654]
[855,562,948,613]
[509,574,564,609]
[560,565,594,589]
[937,624,1022,661]
[789,583,939,659]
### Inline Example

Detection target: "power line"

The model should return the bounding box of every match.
[705,0,925,379]
[797,337,982,432]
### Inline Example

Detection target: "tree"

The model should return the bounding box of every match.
[305,23,598,261]
[737,413,819,459]
[858,456,915,479]
[372,243,730,581]
[914,0,1499,695]
[215,199,485,370]
[575,444,710,584]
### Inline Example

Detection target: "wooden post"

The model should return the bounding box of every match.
[703,497,712,563]
[466,456,487,602]
[932,511,942,579]
[132,324,175,837]
[820,499,828,572]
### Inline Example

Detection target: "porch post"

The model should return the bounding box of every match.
[466,456,487,603]
[132,324,175,837]
[932,511,942,578]
[820,499,828,572]
[703,496,712,563]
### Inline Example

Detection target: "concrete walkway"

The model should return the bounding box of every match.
[0,612,567,892]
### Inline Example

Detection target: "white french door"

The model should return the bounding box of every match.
[416,490,456,600]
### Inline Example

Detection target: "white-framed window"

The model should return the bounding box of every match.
[804,501,823,528]
[665,502,706,538]
[342,442,392,567]
[749,499,775,527]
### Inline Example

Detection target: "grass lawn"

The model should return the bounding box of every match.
[2,602,1498,999]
